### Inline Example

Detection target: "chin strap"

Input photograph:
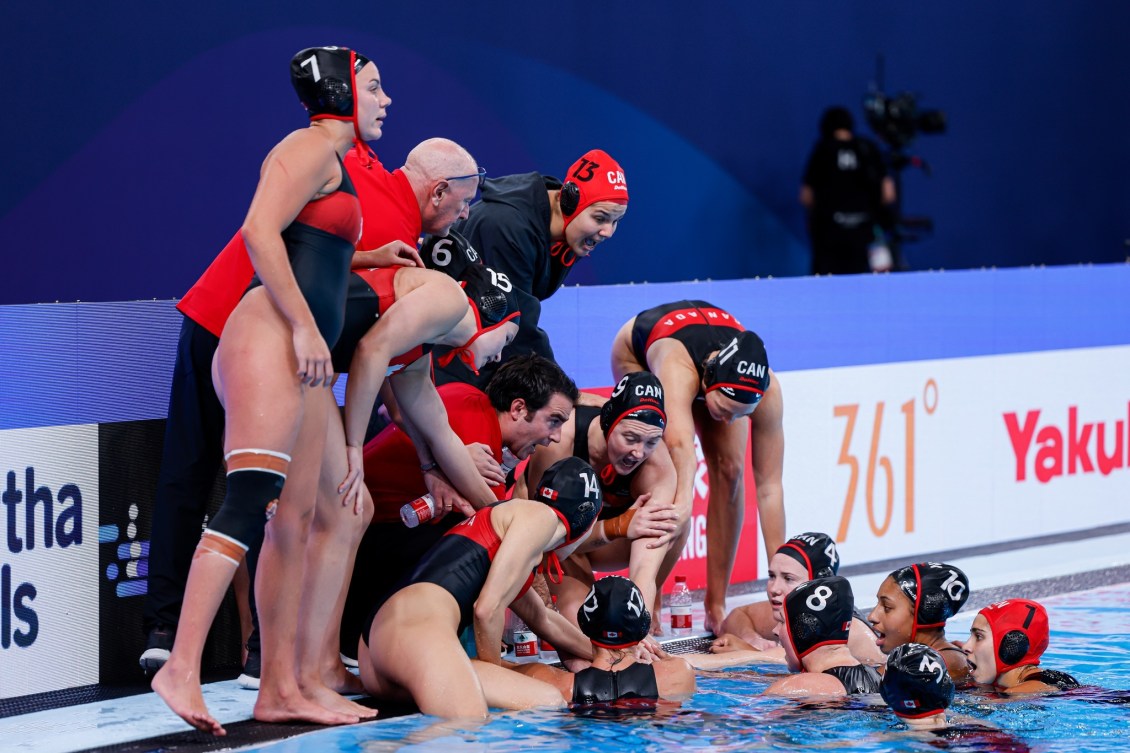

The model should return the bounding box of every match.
[549,241,576,267]
[538,552,565,585]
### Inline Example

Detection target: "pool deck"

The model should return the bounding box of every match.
[3,524,1128,753]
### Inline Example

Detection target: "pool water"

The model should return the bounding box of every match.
[243,584,1130,752]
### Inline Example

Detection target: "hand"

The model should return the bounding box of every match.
[338,444,366,515]
[423,469,475,519]
[632,636,667,664]
[292,324,334,388]
[709,633,757,654]
[466,442,505,486]
[627,493,680,548]
[364,240,424,269]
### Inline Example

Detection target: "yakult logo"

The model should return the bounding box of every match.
[1003,404,1129,483]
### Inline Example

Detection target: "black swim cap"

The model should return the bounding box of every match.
[290,46,371,120]
[880,643,954,719]
[420,228,483,281]
[776,532,840,579]
[890,562,969,634]
[460,263,521,331]
[577,575,651,649]
[599,372,666,437]
[704,330,769,406]
[534,456,604,546]
[782,576,854,660]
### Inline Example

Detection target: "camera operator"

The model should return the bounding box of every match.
[800,106,896,275]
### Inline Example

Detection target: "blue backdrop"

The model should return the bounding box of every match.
[3,2,1128,305]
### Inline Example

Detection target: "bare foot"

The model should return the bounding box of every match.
[254,689,362,727]
[152,661,226,736]
[322,664,365,695]
[304,682,378,719]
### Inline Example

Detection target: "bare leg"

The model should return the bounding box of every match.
[253,387,358,727]
[233,558,253,664]
[473,661,566,711]
[295,398,373,718]
[697,409,749,634]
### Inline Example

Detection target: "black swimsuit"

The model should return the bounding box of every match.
[1026,669,1080,690]
[629,300,745,388]
[247,155,360,347]
[572,662,659,706]
[823,663,882,695]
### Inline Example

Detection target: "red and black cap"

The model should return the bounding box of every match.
[776,532,840,580]
[781,576,854,662]
[891,562,969,636]
[880,643,954,719]
[577,575,651,650]
[534,456,604,547]
[599,372,666,437]
[979,599,1050,676]
[704,330,769,406]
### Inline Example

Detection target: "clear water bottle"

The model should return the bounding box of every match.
[500,446,519,475]
[400,493,436,528]
[670,575,693,635]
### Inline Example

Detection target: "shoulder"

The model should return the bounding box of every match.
[655,657,696,699]
[764,672,845,697]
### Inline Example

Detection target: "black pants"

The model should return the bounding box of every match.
[142,316,225,634]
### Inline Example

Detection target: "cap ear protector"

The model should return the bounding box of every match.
[781,576,854,663]
[290,46,373,160]
[880,643,954,719]
[577,575,651,649]
[559,149,628,230]
[435,264,521,375]
[776,532,839,579]
[979,599,1050,675]
[703,330,769,406]
[599,372,666,437]
[533,456,604,546]
[559,180,581,216]
[890,562,969,637]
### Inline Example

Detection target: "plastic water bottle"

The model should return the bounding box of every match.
[511,615,540,663]
[500,446,519,475]
[400,493,436,528]
[670,575,693,635]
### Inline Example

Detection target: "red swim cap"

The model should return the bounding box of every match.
[560,149,629,230]
[979,599,1050,676]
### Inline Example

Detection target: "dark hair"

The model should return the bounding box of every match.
[819,106,854,139]
[486,354,579,414]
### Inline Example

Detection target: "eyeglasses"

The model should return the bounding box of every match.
[444,166,487,190]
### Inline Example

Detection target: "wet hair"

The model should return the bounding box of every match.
[485,354,579,414]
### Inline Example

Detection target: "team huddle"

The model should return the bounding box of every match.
[145,46,1076,736]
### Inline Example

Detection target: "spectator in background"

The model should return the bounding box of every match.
[800,106,896,275]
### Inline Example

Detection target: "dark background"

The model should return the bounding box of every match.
[4,1,1128,305]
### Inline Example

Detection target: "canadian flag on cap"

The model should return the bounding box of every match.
[539,486,559,501]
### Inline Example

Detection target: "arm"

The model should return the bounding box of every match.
[351,240,424,270]
[472,504,560,664]
[392,362,498,512]
[649,346,703,522]
[510,588,593,662]
[242,131,342,387]
[750,371,786,556]
[682,648,786,670]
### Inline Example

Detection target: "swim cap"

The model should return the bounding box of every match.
[979,599,1049,676]
[290,46,371,121]
[890,562,969,635]
[534,456,604,546]
[776,532,840,579]
[577,575,651,649]
[560,149,629,230]
[435,264,521,375]
[599,372,666,437]
[880,643,954,719]
[703,331,770,406]
[781,576,854,661]
[421,228,482,281]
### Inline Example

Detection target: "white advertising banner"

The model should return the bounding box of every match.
[781,345,1130,569]
[0,424,100,698]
